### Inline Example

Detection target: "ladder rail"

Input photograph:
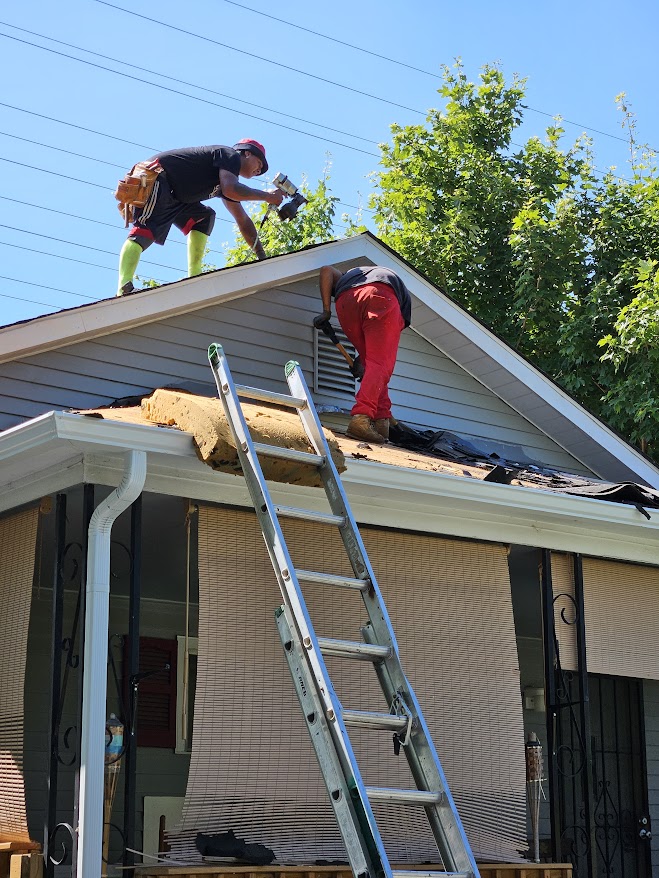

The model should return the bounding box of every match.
[208,345,479,878]
[284,360,478,877]
[208,344,392,876]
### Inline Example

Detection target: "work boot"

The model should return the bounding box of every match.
[374,418,390,440]
[117,281,135,297]
[347,414,385,444]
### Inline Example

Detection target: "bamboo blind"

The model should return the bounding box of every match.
[553,552,659,679]
[550,553,579,674]
[0,507,39,842]
[170,506,526,864]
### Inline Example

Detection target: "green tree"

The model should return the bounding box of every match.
[372,62,659,457]
[225,165,339,265]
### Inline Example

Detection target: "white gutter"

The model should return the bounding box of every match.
[77,450,147,878]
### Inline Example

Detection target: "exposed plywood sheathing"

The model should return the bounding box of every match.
[140,389,345,487]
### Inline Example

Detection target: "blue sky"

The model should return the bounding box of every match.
[0,0,657,326]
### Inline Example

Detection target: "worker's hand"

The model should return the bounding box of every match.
[313,310,332,329]
[264,189,285,206]
[350,356,365,381]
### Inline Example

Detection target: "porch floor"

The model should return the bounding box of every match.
[134,862,572,878]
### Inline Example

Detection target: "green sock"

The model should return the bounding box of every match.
[117,239,143,295]
[187,230,208,277]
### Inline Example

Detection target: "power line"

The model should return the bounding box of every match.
[93,1,423,116]
[0,195,233,250]
[221,0,646,150]
[0,21,377,148]
[0,223,181,271]
[0,239,168,281]
[0,155,109,189]
[0,275,98,300]
[0,30,379,159]
[0,131,126,168]
[0,290,61,311]
[220,0,442,79]
[0,100,158,153]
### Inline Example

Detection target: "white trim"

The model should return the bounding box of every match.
[0,413,658,564]
[0,238,364,365]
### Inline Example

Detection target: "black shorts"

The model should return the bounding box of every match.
[128,173,216,245]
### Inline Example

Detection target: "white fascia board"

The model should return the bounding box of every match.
[0,237,366,365]
[0,411,198,513]
[358,236,659,489]
[0,457,85,515]
[81,444,659,567]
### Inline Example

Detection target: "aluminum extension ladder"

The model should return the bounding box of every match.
[208,343,480,878]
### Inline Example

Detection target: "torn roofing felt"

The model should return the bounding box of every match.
[388,421,659,510]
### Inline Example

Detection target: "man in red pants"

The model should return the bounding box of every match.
[314,265,412,444]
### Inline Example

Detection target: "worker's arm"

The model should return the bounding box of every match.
[219,170,284,205]
[222,198,267,260]
[313,265,343,327]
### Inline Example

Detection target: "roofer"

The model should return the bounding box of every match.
[116,141,285,296]
[314,265,412,444]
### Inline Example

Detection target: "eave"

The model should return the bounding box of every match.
[1,412,657,566]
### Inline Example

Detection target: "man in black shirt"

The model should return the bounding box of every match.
[314,265,412,444]
[117,140,285,296]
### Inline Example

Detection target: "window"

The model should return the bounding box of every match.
[124,637,178,748]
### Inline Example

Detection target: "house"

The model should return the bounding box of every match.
[1,232,658,878]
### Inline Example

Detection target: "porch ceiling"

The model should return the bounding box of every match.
[0,410,658,565]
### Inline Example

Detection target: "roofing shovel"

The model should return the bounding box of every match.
[316,320,364,380]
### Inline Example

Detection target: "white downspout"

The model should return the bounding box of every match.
[77,450,147,878]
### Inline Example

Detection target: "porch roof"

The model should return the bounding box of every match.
[1,409,658,565]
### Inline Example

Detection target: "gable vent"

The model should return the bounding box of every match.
[314,325,357,397]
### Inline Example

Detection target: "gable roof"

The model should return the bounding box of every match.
[1,232,657,488]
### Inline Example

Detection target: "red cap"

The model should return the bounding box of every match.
[233,139,268,174]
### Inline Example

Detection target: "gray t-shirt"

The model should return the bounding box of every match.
[333,266,412,327]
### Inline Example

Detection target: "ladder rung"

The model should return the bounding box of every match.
[317,637,391,662]
[234,383,307,410]
[365,787,444,806]
[393,872,470,878]
[295,569,370,592]
[342,709,409,732]
[275,505,345,526]
[252,442,324,466]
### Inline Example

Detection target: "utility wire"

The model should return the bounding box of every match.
[220,0,442,79]
[0,223,181,271]
[0,275,98,300]
[0,195,232,249]
[221,0,647,150]
[0,291,61,311]
[0,21,377,148]
[0,239,169,281]
[0,31,379,158]
[0,100,158,153]
[93,0,423,116]
[0,155,109,189]
[0,29,633,184]
[0,131,126,168]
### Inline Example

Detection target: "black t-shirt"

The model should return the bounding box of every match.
[153,145,242,203]
[333,266,412,327]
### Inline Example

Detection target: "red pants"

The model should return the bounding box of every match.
[335,282,405,419]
